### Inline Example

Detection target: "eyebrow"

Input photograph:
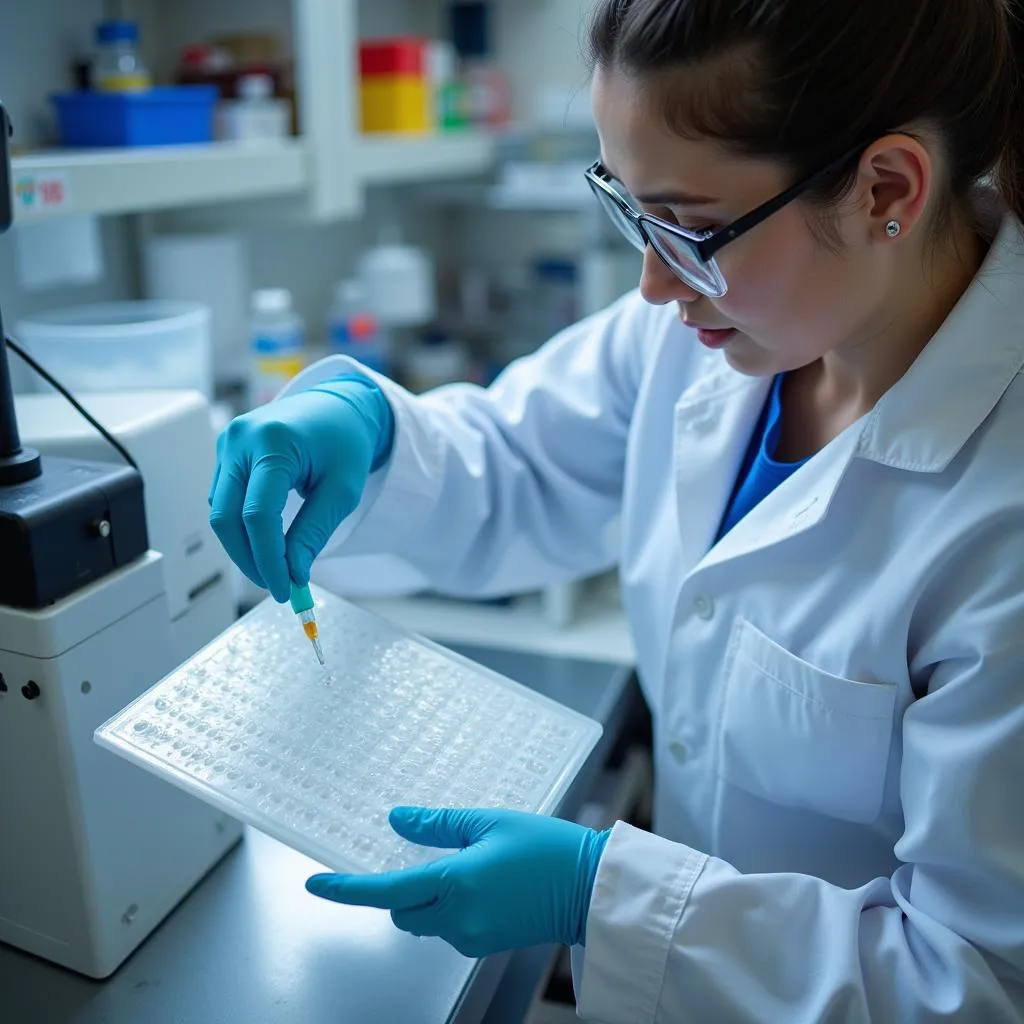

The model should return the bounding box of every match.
[601,162,720,206]
[634,189,719,206]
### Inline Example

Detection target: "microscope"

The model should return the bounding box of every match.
[0,103,242,979]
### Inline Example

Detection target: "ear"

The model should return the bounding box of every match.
[854,134,933,242]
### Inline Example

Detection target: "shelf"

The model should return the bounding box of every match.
[9,133,496,223]
[353,588,636,666]
[355,131,496,186]
[11,139,309,223]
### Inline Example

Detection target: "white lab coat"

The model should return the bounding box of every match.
[284,212,1024,1022]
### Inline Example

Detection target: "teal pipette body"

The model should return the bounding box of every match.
[289,583,324,665]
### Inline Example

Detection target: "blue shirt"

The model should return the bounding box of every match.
[716,374,809,542]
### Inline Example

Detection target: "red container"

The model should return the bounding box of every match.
[359,38,427,78]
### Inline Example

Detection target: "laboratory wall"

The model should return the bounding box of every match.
[497,0,596,125]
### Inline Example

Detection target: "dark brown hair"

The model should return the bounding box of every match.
[588,0,1024,228]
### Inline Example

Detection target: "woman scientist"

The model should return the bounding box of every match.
[209,0,1024,1019]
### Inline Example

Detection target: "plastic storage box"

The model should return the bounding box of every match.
[16,301,213,399]
[53,87,218,148]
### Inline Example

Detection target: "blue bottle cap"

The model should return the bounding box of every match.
[96,20,140,44]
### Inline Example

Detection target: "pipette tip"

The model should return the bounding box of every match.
[312,637,325,666]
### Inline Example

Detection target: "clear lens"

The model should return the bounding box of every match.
[590,183,647,253]
[587,172,728,297]
[646,223,727,298]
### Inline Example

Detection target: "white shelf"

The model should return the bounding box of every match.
[356,132,497,186]
[11,140,310,223]
[9,132,497,223]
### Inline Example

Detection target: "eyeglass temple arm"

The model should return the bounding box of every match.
[696,142,868,261]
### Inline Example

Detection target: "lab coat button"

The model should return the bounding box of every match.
[693,595,714,620]
[669,740,688,763]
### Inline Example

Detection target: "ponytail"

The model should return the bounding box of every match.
[996,1,1024,223]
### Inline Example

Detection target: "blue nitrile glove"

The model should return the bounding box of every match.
[209,373,395,604]
[306,807,611,958]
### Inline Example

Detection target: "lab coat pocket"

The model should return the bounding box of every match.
[716,618,897,825]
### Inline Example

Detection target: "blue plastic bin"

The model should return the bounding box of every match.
[52,87,219,148]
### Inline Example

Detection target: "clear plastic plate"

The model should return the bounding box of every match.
[95,587,602,875]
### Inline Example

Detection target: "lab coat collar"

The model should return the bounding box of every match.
[857,210,1024,473]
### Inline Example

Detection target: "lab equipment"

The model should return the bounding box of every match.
[307,806,611,957]
[214,73,290,142]
[327,278,388,373]
[95,587,603,875]
[0,554,243,979]
[358,232,437,328]
[16,300,213,399]
[16,389,236,666]
[359,38,431,134]
[289,582,324,665]
[52,87,218,148]
[247,288,306,407]
[1,449,146,609]
[93,20,150,92]
[210,373,395,602]
[0,104,241,980]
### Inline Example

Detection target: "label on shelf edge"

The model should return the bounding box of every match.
[14,171,71,215]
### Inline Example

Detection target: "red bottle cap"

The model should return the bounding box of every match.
[359,38,426,77]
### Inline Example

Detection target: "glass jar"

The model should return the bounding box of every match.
[94,20,151,92]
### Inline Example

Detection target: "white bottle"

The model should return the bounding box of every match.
[215,74,290,143]
[327,278,389,374]
[248,288,305,407]
[358,228,437,328]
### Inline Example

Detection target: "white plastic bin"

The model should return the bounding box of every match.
[15,301,213,398]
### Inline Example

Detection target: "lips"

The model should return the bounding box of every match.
[692,326,738,349]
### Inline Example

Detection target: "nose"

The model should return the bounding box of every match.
[639,246,701,306]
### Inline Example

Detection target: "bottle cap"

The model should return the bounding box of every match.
[253,288,292,314]
[97,20,139,44]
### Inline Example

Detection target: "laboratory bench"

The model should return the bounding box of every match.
[1,643,644,1024]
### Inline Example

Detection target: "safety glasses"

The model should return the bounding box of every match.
[585,142,867,298]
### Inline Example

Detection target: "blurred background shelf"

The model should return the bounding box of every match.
[11,140,310,222]
[356,131,497,185]
[11,132,500,223]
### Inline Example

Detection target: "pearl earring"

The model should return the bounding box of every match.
[885,220,902,238]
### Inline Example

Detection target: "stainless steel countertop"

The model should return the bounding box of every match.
[2,642,636,1024]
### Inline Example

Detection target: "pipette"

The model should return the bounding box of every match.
[289,583,324,666]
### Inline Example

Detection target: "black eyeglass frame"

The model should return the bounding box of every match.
[585,140,869,268]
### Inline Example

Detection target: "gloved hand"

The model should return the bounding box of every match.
[306,807,611,958]
[209,373,395,603]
